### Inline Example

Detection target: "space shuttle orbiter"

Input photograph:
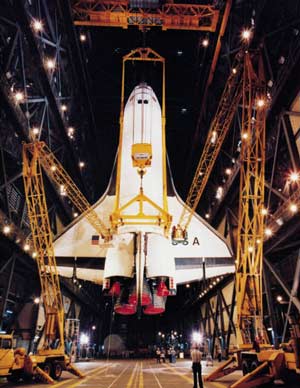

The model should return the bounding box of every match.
[53,82,234,315]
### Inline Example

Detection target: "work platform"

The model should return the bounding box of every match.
[0,359,298,388]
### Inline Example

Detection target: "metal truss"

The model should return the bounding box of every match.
[0,0,102,337]
[178,49,244,231]
[72,0,220,31]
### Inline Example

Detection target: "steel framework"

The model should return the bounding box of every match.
[72,0,219,31]
[235,52,266,346]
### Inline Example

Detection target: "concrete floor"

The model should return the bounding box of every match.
[0,359,298,387]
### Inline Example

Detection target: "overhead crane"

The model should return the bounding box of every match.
[72,0,219,31]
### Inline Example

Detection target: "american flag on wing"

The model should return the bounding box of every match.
[91,235,100,245]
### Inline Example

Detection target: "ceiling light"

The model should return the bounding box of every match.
[265,228,272,237]
[80,33,87,42]
[261,208,268,216]
[241,28,252,41]
[24,243,30,251]
[32,127,39,136]
[257,98,265,108]
[14,91,24,103]
[3,225,11,235]
[289,171,299,183]
[46,59,55,70]
[32,19,43,32]
[177,50,183,56]
[202,38,209,47]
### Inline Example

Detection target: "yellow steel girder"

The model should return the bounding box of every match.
[72,1,220,32]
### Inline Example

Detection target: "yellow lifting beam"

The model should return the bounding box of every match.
[25,141,111,241]
[177,50,244,233]
[235,51,267,347]
[72,0,220,32]
[111,47,172,234]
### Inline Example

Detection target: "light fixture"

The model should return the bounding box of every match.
[79,161,85,168]
[290,203,298,213]
[50,165,57,172]
[14,91,24,103]
[32,252,37,258]
[186,283,190,288]
[242,132,248,140]
[241,28,252,41]
[202,38,209,47]
[80,333,89,345]
[261,208,268,216]
[205,213,210,219]
[34,297,40,304]
[80,33,87,42]
[158,331,162,336]
[256,238,261,244]
[265,228,272,237]
[24,243,30,251]
[32,19,43,32]
[289,171,299,183]
[225,168,232,175]
[276,295,283,302]
[276,218,284,226]
[232,67,237,74]
[248,246,254,253]
[92,325,96,330]
[68,127,75,138]
[181,107,187,114]
[46,59,55,70]
[192,332,202,343]
[31,127,39,136]
[177,50,183,56]
[257,98,265,108]
[61,104,67,112]
[216,186,223,200]
[3,225,11,235]
[211,130,217,144]
[73,212,78,218]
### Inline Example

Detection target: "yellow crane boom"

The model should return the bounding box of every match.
[28,141,111,241]
[23,143,64,351]
[177,50,244,232]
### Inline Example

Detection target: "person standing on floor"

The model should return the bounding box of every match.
[191,345,204,388]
